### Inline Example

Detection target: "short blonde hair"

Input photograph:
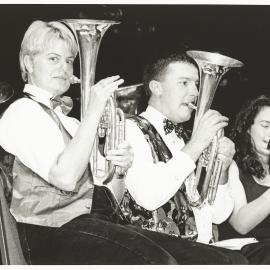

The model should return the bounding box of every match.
[19,20,78,82]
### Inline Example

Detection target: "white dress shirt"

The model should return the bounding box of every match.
[0,84,79,183]
[125,106,235,243]
[226,161,249,215]
[0,83,117,193]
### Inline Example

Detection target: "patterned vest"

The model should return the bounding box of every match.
[8,98,94,227]
[121,115,198,240]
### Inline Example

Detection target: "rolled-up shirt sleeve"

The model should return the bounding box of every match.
[0,99,67,182]
[125,119,196,211]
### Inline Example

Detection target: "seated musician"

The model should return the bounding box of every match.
[0,20,154,265]
[219,95,270,264]
[0,19,248,265]
[123,52,248,263]
[0,19,131,264]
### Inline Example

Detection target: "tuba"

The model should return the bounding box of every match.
[186,50,243,205]
[60,19,126,184]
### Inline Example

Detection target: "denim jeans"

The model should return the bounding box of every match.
[17,185,248,265]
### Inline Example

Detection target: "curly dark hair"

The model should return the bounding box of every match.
[142,52,198,97]
[230,95,270,179]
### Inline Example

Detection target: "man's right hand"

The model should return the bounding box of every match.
[182,109,229,163]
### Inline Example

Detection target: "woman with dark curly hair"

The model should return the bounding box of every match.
[219,94,270,264]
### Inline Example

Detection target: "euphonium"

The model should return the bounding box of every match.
[60,19,125,184]
[186,50,243,205]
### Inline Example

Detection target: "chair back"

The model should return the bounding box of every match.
[0,167,27,264]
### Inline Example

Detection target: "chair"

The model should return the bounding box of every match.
[0,167,27,264]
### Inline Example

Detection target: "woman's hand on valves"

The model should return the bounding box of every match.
[105,141,134,173]
[87,75,124,115]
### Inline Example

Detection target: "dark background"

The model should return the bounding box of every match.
[0,4,269,131]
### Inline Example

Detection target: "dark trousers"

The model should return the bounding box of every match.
[241,240,270,264]
[219,220,270,264]
[17,185,248,265]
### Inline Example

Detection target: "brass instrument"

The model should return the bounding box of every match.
[0,82,14,104]
[186,50,243,205]
[60,19,126,184]
[116,83,144,115]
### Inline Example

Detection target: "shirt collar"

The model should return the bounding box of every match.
[141,105,168,136]
[23,84,54,108]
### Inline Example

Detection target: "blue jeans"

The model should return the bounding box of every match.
[17,185,248,265]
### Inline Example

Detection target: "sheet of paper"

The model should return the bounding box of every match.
[210,238,258,250]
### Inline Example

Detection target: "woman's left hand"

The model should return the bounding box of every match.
[106,141,134,172]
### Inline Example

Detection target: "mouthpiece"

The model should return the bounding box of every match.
[69,75,81,85]
[187,103,197,110]
[267,139,270,150]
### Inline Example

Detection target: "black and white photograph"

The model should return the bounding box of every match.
[0,1,269,266]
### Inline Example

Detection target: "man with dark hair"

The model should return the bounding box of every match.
[122,52,247,263]
[142,53,197,97]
